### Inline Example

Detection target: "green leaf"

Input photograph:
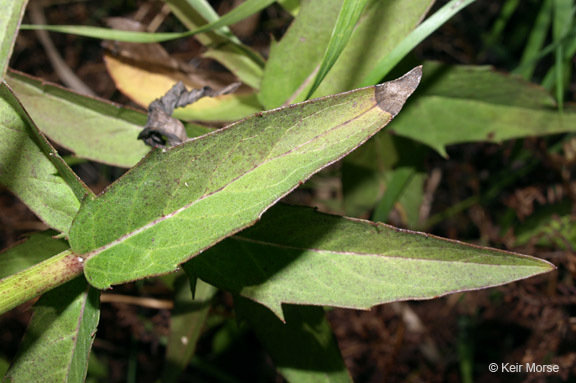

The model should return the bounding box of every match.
[0,231,69,279]
[3,277,100,383]
[305,0,369,99]
[359,0,475,87]
[161,276,217,383]
[6,70,211,168]
[0,82,88,233]
[236,297,352,383]
[513,0,553,80]
[20,0,277,44]
[0,0,27,80]
[391,62,576,156]
[188,204,554,320]
[69,67,422,289]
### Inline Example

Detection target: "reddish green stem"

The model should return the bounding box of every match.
[0,250,84,314]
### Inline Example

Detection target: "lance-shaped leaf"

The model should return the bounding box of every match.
[0,82,89,233]
[69,67,423,289]
[186,204,555,320]
[3,277,100,383]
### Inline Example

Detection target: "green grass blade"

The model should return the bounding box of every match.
[70,68,422,289]
[188,204,554,320]
[372,166,416,223]
[514,0,553,79]
[4,278,100,383]
[21,0,277,43]
[0,0,27,80]
[552,0,574,109]
[360,0,475,87]
[483,0,520,48]
[304,0,369,99]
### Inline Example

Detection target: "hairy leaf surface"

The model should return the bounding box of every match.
[187,204,554,319]
[70,68,422,289]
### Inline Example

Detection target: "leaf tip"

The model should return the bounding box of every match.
[375,66,422,116]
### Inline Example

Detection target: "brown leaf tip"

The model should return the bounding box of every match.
[375,66,423,116]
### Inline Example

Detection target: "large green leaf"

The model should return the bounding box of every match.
[3,277,100,383]
[187,204,554,319]
[0,231,69,279]
[0,0,27,79]
[69,67,422,289]
[236,298,352,383]
[392,62,576,155]
[0,83,88,233]
[6,70,211,168]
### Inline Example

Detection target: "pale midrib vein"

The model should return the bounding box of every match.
[83,102,380,259]
[229,235,536,266]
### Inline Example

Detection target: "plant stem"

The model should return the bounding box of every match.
[0,249,84,315]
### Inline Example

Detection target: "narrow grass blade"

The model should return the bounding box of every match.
[372,166,416,223]
[552,0,574,109]
[360,0,475,87]
[0,0,27,79]
[189,204,554,320]
[21,0,277,44]
[304,0,369,99]
[514,0,552,79]
[4,278,100,383]
[70,68,422,289]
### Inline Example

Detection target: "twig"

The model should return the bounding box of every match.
[138,81,240,148]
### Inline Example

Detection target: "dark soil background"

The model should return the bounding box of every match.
[2,1,575,382]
